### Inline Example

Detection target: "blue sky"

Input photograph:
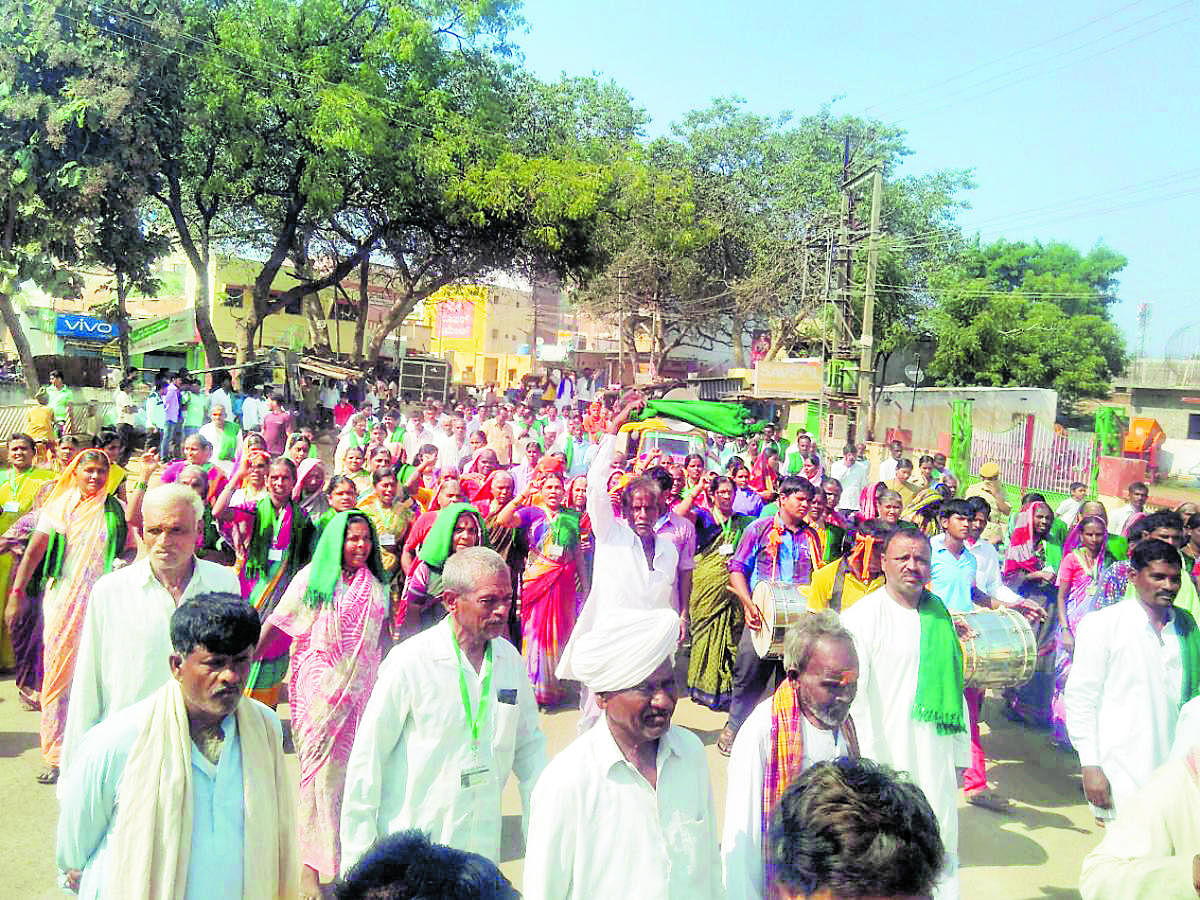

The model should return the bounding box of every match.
[514,0,1198,358]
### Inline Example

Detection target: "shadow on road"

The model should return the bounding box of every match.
[0,729,39,757]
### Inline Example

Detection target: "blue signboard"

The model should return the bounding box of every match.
[56,313,118,342]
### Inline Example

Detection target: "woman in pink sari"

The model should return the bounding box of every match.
[255,510,388,898]
[496,471,586,707]
[5,450,133,783]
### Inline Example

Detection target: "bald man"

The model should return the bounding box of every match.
[60,483,239,774]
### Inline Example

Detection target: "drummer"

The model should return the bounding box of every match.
[807,519,891,613]
[931,498,1006,813]
[719,476,821,756]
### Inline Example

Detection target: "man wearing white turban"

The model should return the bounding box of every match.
[524,607,721,900]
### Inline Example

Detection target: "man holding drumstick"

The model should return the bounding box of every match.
[719,476,820,756]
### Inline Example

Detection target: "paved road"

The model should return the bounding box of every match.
[1,671,1101,898]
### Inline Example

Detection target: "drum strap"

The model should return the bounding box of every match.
[831,557,851,612]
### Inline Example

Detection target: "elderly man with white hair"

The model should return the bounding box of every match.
[60,482,240,774]
[722,610,860,900]
[524,606,721,900]
[340,546,547,870]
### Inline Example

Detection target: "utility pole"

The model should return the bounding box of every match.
[616,271,625,384]
[840,162,883,440]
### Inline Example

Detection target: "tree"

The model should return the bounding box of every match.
[0,0,158,391]
[923,238,1127,411]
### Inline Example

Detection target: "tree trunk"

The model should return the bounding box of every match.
[353,259,369,363]
[193,256,224,372]
[730,311,745,369]
[234,314,258,368]
[0,290,40,394]
[303,289,332,355]
[115,271,131,371]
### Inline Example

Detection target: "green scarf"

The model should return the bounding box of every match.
[38,495,127,588]
[548,507,581,550]
[563,438,574,471]
[631,399,765,437]
[245,497,308,580]
[912,591,966,735]
[1178,609,1200,703]
[417,502,487,570]
[217,422,239,461]
[389,426,406,444]
[303,510,389,606]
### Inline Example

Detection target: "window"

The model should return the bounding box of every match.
[332,299,359,322]
[222,286,244,308]
[491,328,499,339]
[1189,414,1200,441]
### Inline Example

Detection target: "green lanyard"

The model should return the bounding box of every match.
[451,628,493,749]
[5,468,30,500]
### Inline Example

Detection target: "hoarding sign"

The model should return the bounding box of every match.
[129,308,196,355]
[437,300,474,339]
[56,314,117,342]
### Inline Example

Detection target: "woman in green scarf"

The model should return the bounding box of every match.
[213,454,313,707]
[397,502,484,636]
[256,510,389,895]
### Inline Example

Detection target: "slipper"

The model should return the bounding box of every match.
[36,766,59,785]
[966,789,1010,812]
[716,724,736,757]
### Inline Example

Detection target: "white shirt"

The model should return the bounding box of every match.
[840,587,970,900]
[829,459,868,512]
[56,697,271,900]
[722,698,850,900]
[113,389,137,426]
[1055,496,1082,524]
[523,717,720,900]
[61,558,240,776]
[241,396,264,430]
[877,457,900,484]
[558,434,680,680]
[340,617,547,869]
[208,387,232,417]
[966,538,1024,607]
[319,386,339,409]
[1065,598,1185,817]
[1109,503,1140,537]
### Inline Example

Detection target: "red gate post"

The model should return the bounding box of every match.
[1020,414,1035,491]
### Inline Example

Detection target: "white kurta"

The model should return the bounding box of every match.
[61,558,241,776]
[966,538,1024,606]
[523,717,721,900]
[557,434,679,680]
[839,587,969,900]
[339,617,548,870]
[1080,753,1200,899]
[1064,598,1184,818]
[721,698,850,900]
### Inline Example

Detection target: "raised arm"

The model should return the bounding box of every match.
[586,393,643,542]
[211,455,246,521]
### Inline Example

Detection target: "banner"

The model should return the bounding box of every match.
[56,314,117,342]
[129,308,197,355]
[436,300,474,339]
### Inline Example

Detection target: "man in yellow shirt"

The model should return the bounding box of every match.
[807,519,891,613]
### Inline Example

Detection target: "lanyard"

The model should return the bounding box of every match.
[451,628,493,749]
[5,467,30,499]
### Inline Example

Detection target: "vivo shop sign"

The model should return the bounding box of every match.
[56,314,118,342]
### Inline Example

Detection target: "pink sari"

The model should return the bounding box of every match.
[265,564,387,878]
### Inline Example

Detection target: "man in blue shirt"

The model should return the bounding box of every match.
[56,594,298,899]
[930,497,1005,811]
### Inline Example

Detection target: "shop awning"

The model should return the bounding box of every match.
[297,356,362,380]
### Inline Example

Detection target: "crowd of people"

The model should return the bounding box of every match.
[4,367,1200,898]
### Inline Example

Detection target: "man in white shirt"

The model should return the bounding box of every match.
[241,386,265,432]
[1065,538,1200,823]
[1054,481,1087,525]
[1109,481,1150,537]
[828,444,868,519]
[61,484,240,774]
[56,596,296,900]
[557,395,681,721]
[340,547,547,869]
[575,367,594,413]
[207,374,233,418]
[722,610,859,900]
[525,606,721,900]
[877,439,904,484]
[840,529,970,900]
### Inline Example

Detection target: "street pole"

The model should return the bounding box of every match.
[616,271,624,385]
[857,167,883,437]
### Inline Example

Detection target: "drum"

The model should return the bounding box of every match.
[953,608,1037,690]
[751,581,808,659]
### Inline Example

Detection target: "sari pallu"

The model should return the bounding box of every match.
[2,506,48,706]
[1002,504,1060,726]
[687,511,753,711]
[0,466,55,669]
[232,498,312,706]
[263,562,388,878]
[35,483,128,767]
[1050,542,1109,745]
[520,508,582,707]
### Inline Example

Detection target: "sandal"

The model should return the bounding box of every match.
[716,723,737,757]
[966,789,1010,812]
[36,766,59,785]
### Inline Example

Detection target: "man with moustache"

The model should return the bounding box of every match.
[1065,538,1200,824]
[839,529,970,900]
[524,607,721,900]
[722,611,860,900]
[341,547,547,870]
[56,595,297,899]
